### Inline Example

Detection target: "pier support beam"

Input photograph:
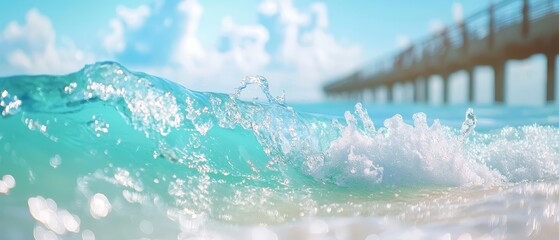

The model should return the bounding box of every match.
[355,91,363,102]
[442,73,450,104]
[493,61,506,103]
[386,84,393,103]
[467,67,475,103]
[355,91,362,101]
[369,88,375,103]
[547,53,556,103]
[414,79,421,103]
[424,77,430,104]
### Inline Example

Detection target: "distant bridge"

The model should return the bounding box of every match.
[324,0,559,104]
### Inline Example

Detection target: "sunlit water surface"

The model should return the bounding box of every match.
[1,62,559,240]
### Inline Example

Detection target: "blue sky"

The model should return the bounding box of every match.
[0,0,552,103]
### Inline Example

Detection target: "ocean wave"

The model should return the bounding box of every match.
[1,62,559,239]
[2,62,559,189]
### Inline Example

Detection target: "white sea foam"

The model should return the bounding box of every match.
[305,105,559,188]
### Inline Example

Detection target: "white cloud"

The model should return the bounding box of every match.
[428,19,445,33]
[103,19,125,54]
[0,9,92,75]
[258,0,362,100]
[172,0,216,76]
[116,4,151,29]
[3,12,54,51]
[396,34,411,48]
[452,2,463,23]
[221,17,270,72]
[104,0,362,101]
[258,0,278,16]
[167,0,271,90]
[8,49,32,70]
[311,3,328,29]
[103,4,152,54]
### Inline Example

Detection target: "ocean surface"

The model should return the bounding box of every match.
[1,62,559,240]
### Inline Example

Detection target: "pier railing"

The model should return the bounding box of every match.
[326,0,559,100]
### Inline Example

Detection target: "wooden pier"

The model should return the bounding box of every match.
[324,0,559,104]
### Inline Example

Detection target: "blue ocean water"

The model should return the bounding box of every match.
[1,62,559,239]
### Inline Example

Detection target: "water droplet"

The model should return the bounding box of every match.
[461,108,477,139]
[64,82,77,94]
[50,155,62,168]
[89,115,109,137]
[0,90,22,116]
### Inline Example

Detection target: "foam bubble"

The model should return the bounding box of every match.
[251,226,278,240]
[81,229,95,240]
[59,210,80,233]
[0,174,15,194]
[309,219,329,234]
[90,193,111,219]
[27,196,80,235]
[0,181,8,194]
[113,168,143,192]
[139,220,153,235]
[33,225,59,240]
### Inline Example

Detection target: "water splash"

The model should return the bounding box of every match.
[315,105,504,188]
[1,62,559,239]
[231,75,285,105]
[461,107,477,139]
